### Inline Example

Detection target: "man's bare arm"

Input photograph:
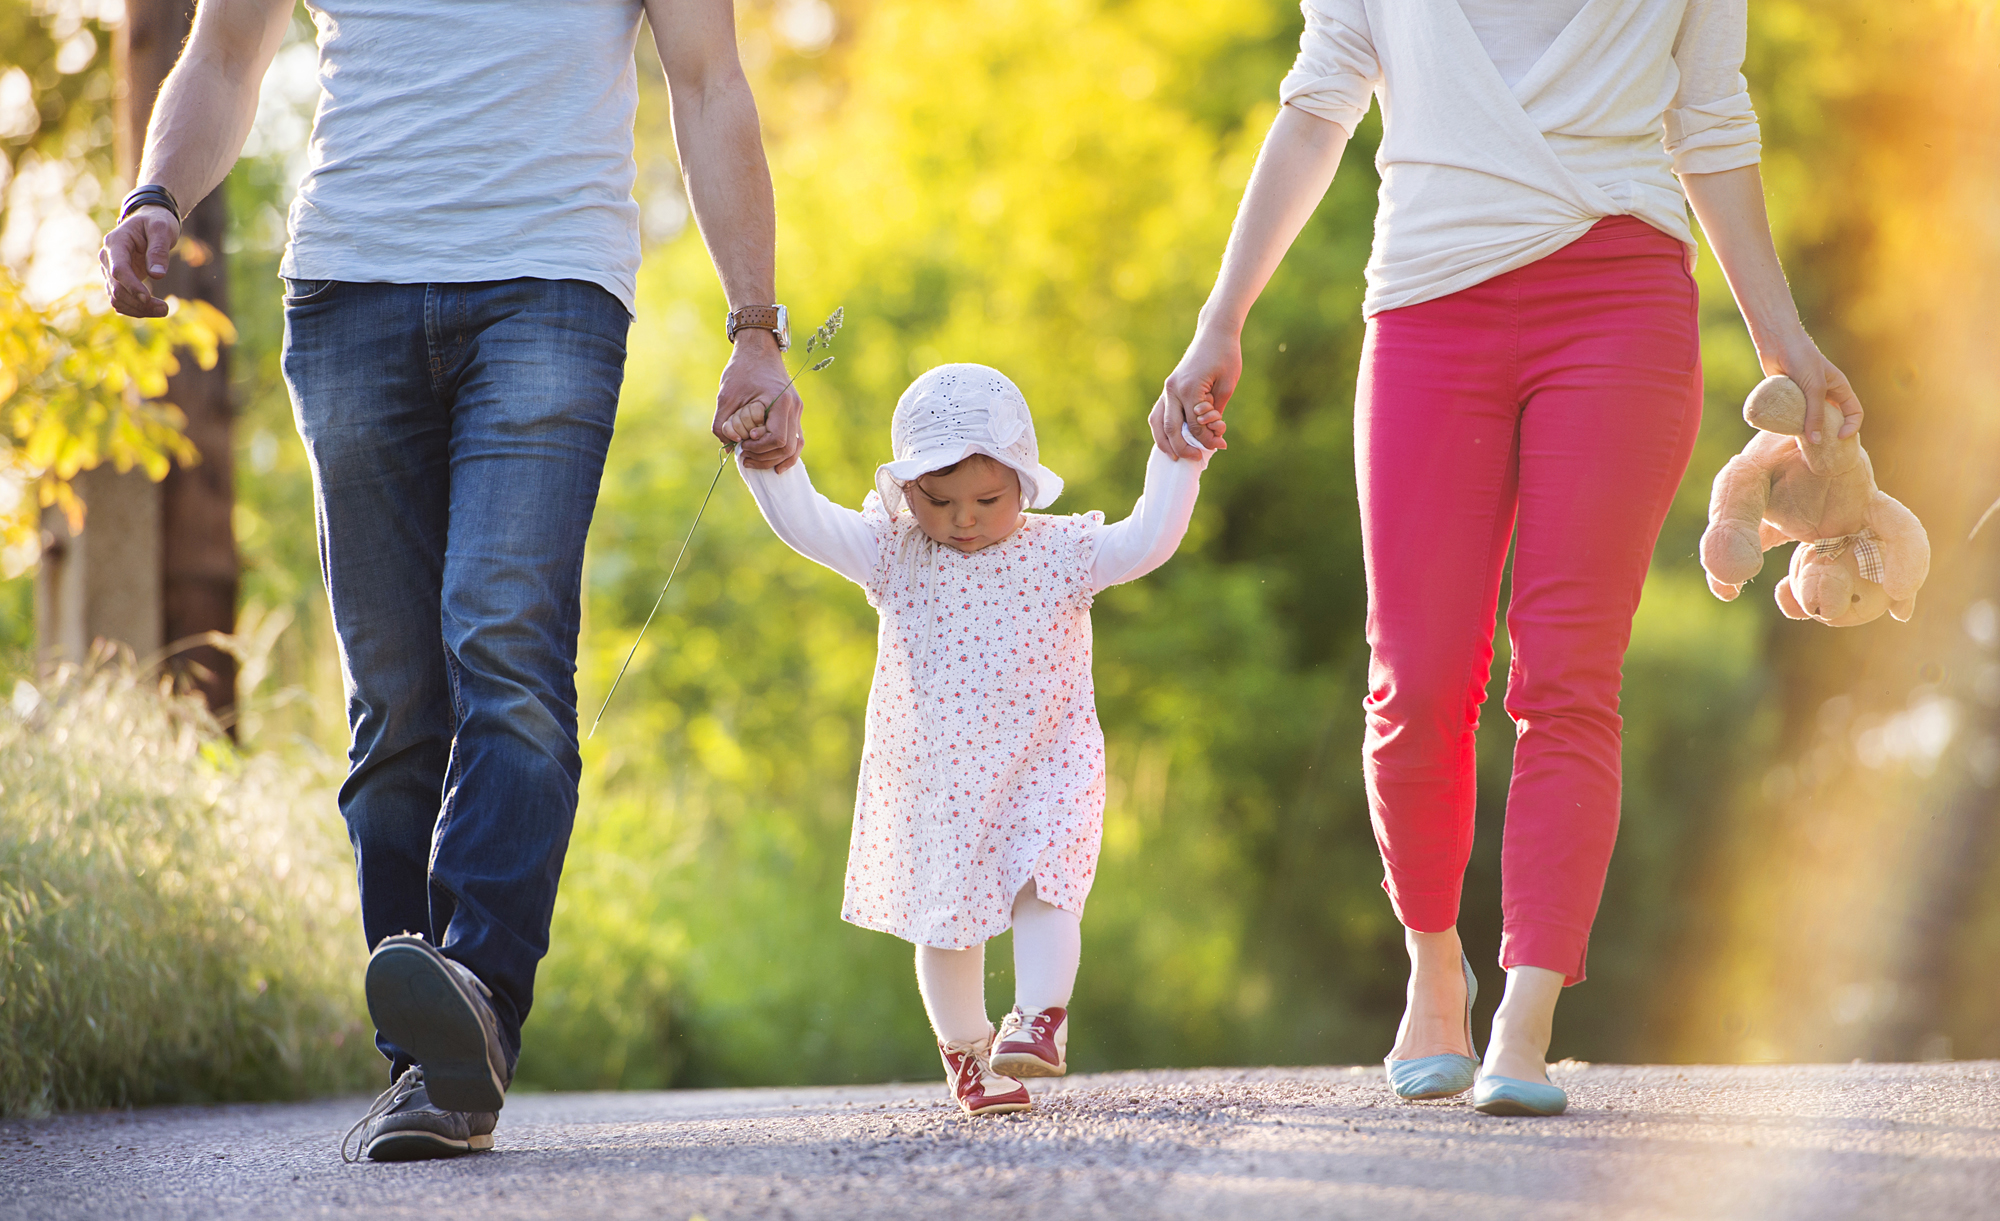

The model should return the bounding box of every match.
[644,0,803,471]
[100,0,292,317]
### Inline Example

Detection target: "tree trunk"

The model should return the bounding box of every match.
[156,191,238,721]
[35,468,161,666]
[126,0,239,721]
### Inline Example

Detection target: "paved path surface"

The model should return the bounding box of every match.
[3,1062,1996,1220]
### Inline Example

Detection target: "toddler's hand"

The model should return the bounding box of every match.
[1178,405,1227,455]
[717,399,768,447]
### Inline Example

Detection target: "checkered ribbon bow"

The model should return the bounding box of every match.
[1808,527,1884,583]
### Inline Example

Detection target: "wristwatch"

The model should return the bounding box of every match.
[725,304,790,351]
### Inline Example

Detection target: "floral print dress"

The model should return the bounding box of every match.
[846,497,1107,946]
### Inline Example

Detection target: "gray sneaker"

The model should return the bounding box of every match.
[342,1068,496,1162]
[364,934,513,1114]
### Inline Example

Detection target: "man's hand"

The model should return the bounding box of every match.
[99,205,182,318]
[1150,325,1240,460]
[92,0,292,317]
[714,330,803,471]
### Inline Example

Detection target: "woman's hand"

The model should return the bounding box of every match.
[1150,325,1241,459]
[1761,331,1863,443]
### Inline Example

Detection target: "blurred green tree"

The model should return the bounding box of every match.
[12,0,1991,1098]
[1654,0,2000,1065]
[530,0,1775,1088]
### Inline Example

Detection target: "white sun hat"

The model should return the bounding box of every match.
[874,363,1064,516]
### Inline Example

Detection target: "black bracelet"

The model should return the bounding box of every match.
[120,185,182,223]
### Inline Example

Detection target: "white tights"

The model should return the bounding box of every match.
[914,881,1081,1044]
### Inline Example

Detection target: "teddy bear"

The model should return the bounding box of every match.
[1699,374,1929,626]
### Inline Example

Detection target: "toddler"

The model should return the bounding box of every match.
[728,364,1218,1115]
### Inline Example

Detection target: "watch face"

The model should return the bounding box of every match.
[774,304,791,350]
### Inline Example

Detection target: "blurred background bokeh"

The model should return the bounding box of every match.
[1,0,1995,1112]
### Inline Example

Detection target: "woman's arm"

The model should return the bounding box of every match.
[1682,165,1863,442]
[1150,106,1350,459]
[1089,443,1211,592]
[737,457,877,585]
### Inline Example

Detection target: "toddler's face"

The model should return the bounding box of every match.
[908,455,1024,553]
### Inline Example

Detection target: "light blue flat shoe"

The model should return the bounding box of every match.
[1385,952,1478,1101]
[1472,1074,1568,1116]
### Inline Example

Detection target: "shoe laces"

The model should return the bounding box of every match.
[340,1066,423,1164]
[997,1006,1052,1045]
[951,1052,984,1094]
[939,1032,997,1094]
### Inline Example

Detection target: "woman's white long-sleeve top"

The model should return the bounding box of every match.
[1280,0,1762,316]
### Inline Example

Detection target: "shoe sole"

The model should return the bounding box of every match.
[365,943,508,1114]
[962,1098,1032,1116]
[1396,1085,1474,1101]
[363,1128,494,1161]
[989,1051,1066,1079]
[1473,1096,1568,1117]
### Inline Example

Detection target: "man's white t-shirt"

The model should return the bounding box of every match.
[279,0,646,312]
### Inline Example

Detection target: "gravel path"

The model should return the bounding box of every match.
[3,1062,1996,1220]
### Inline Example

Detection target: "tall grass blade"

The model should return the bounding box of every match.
[589,447,733,739]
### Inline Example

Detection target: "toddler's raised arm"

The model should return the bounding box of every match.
[1088,444,1213,592]
[737,455,876,586]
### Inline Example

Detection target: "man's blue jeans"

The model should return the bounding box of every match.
[281,277,629,1077]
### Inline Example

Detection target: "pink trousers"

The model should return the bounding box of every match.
[1356,216,1702,984]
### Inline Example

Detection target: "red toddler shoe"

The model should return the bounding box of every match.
[939,1030,1031,1117]
[991,1005,1068,1078]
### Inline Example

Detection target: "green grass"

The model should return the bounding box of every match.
[0,663,378,1117]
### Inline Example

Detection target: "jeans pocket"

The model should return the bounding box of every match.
[282,277,339,304]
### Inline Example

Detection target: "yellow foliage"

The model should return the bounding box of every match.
[0,269,234,567]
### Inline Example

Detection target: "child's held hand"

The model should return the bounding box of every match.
[717,399,769,448]
[1177,404,1227,455]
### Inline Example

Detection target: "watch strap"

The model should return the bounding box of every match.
[120,185,182,223]
[727,305,783,338]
